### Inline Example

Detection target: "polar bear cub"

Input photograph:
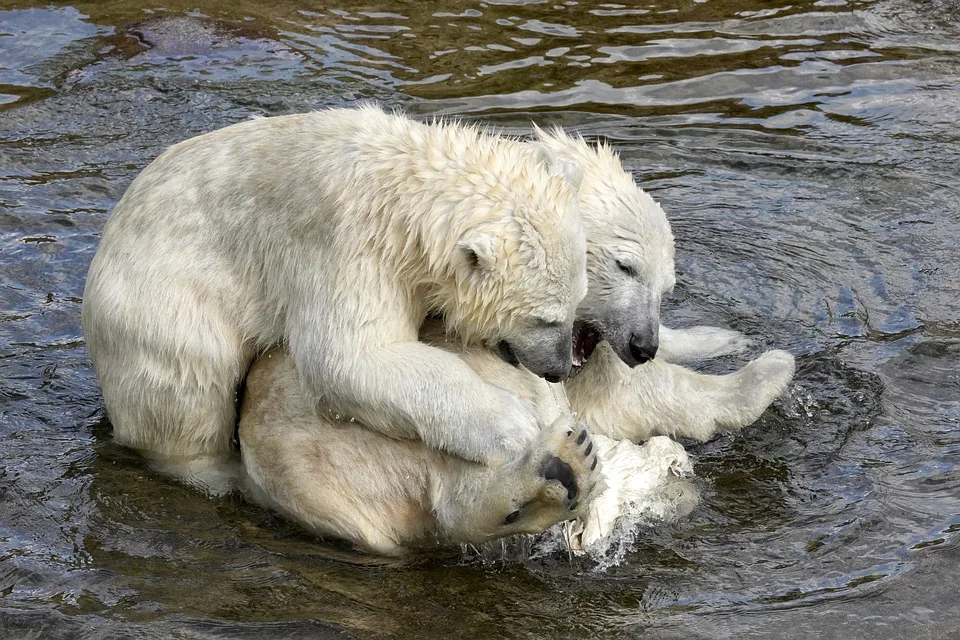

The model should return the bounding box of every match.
[531,126,675,370]
[240,335,604,556]
[82,106,588,491]
[529,128,795,443]
[237,130,795,556]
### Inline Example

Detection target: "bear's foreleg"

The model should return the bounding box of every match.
[289,331,542,466]
[657,324,753,362]
[568,345,795,442]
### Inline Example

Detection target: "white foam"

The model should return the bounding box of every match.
[561,435,699,570]
[469,435,700,570]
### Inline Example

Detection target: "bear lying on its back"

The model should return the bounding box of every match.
[82,106,589,493]
[240,326,605,556]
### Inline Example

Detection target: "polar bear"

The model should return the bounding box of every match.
[531,126,673,369]
[236,130,794,556]
[528,128,795,442]
[240,335,604,556]
[237,324,782,556]
[82,106,589,493]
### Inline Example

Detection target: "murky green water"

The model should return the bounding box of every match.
[2,0,960,637]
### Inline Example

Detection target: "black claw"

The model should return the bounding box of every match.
[576,430,587,445]
[542,456,578,501]
[590,456,598,471]
[584,441,593,456]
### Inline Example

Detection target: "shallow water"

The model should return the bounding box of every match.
[2,0,960,637]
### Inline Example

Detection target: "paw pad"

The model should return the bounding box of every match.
[542,456,578,501]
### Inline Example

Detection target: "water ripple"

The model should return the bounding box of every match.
[2,0,960,638]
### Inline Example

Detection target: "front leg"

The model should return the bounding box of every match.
[288,294,541,466]
[567,344,795,442]
[658,324,753,363]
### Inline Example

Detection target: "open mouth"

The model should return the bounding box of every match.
[499,322,602,377]
[571,321,601,377]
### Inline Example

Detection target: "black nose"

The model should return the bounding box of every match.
[629,334,658,365]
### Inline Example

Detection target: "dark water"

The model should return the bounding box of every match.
[2,0,960,638]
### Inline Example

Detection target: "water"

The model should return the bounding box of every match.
[2,0,959,637]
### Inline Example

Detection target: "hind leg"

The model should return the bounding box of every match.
[101,344,251,494]
[658,325,753,363]
[87,304,252,494]
[434,415,606,546]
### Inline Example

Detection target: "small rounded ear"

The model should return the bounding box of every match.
[531,122,566,143]
[457,233,498,273]
[534,146,583,191]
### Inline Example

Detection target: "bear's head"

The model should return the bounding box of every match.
[437,144,588,383]
[531,128,676,372]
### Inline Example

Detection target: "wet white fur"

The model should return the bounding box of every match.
[568,338,795,443]
[236,131,795,554]
[532,131,795,443]
[239,339,604,556]
[82,105,588,494]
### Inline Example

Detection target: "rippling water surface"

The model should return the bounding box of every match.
[2,0,960,638]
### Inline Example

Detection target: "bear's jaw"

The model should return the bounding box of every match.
[570,321,601,377]
[497,322,599,378]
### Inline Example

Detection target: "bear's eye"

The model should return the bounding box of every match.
[503,510,521,525]
[616,260,637,277]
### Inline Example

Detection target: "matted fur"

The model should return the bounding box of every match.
[234,131,795,554]
[82,105,587,492]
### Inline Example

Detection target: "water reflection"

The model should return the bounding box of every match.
[2,0,960,637]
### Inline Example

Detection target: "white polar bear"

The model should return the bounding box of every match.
[82,105,590,493]
[237,325,782,556]
[240,335,606,556]
[531,126,674,369]
[528,128,795,443]
[236,129,794,556]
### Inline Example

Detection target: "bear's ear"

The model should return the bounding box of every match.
[531,122,550,142]
[534,146,583,191]
[457,233,499,274]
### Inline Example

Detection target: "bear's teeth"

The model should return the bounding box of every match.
[572,350,585,367]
